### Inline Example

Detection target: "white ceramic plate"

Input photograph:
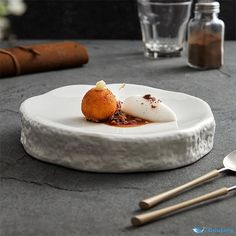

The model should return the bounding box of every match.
[20,84,215,172]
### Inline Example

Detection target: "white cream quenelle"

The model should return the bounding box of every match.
[121,95,176,122]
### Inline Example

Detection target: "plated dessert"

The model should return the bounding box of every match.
[81,80,176,127]
[20,83,215,172]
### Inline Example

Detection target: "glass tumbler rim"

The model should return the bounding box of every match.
[137,0,192,6]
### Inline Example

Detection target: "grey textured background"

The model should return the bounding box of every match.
[0,40,236,236]
[9,0,236,40]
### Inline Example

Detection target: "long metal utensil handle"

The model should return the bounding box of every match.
[139,169,221,209]
[132,187,229,226]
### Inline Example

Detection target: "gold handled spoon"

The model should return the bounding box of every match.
[139,150,236,209]
[132,185,236,226]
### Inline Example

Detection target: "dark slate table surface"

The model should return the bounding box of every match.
[0,41,236,236]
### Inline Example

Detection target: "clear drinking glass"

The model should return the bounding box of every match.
[137,0,192,58]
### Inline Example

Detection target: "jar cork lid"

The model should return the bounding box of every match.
[195,1,220,13]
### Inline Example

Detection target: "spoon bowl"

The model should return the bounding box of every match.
[223,150,236,172]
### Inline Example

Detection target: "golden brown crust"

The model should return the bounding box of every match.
[81,88,117,122]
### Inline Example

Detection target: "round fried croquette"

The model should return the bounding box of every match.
[81,87,117,122]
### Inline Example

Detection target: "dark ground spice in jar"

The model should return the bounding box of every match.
[188,32,222,69]
[187,2,224,70]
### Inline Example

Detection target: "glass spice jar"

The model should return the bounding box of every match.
[187,1,224,69]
